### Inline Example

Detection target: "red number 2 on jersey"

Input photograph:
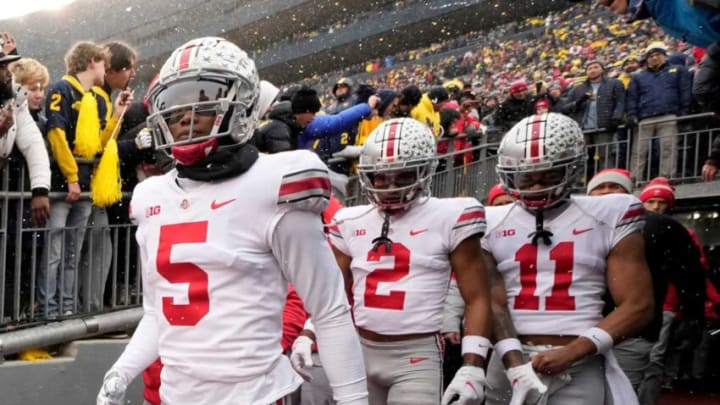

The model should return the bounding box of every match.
[157,222,210,326]
[365,243,411,310]
[514,242,575,311]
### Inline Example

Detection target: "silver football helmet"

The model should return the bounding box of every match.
[496,113,586,210]
[146,37,260,165]
[358,118,438,212]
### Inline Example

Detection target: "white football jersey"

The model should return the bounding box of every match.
[329,197,486,335]
[481,194,644,335]
[129,150,334,399]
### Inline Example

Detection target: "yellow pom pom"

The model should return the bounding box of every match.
[73,92,102,159]
[19,348,53,361]
[91,138,122,207]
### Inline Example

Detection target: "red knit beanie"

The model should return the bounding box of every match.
[586,168,632,194]
[487,183,508,206]
[639,177,675,208]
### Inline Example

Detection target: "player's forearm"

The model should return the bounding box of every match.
[595,294,654,346]
[490,298,525,368]
[314,309,369,404]
[272,210,368,403]
[490,295,517,342]
[485,256,518,341]
[461,298,492,368]
[563,294,654,365]
[110,314,160,380]
[463,298,492,344]
[488,276,524,367]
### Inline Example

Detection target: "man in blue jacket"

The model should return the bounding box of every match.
[626,42,692,180]
[560,60,626,173]
[300,95,379,175]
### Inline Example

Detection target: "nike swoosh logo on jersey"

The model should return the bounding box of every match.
[572,227,593,235]
[409,228,428,236]
[409,357,428,364]
[211,198,237,210]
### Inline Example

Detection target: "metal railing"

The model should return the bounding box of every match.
[632,112,718,185]
[0,112,718,356]
[335,114,720,206]
[0,160,140,336]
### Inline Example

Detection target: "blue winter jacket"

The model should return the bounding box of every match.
[626,63,692,120]
[299,103,371,174]
[630,0,720,48]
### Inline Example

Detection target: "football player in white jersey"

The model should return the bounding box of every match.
[482,113,654,405]
[292,118,493,405]
[96,37,368,405]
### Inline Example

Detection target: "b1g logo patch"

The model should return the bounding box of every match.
[146,205,162,218]
[496,228,516,238]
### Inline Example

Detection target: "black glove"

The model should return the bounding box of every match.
[465,125,482,139]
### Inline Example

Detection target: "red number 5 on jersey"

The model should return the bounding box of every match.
[156,221,210,326]
[514,242,575,311]
[365,243,411,310]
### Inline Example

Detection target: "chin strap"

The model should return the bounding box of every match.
[371,212,394,252]
[528,208,554,246]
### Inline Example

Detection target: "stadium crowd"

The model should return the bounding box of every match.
[0,0,719,404]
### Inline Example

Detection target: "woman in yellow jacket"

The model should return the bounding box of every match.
[355,89,399,146]
[411,86,449,138]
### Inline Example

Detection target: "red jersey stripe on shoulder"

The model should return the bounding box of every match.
[621,207,644,220]
[279,177,330,197]
[278,168,331,204]
[454,207,487,230]
[457,209,486,223]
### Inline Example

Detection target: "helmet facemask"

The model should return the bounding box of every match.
[358,158,437,214]
[147,73,258,160]
[498,156,584,210]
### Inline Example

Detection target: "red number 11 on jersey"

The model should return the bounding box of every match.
[514,242,575,311]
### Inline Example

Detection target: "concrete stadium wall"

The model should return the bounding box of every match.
[0,339,143,405]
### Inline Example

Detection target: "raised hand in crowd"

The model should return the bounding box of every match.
[1,32,17,55]
[113,89,134,117]
[367,94,381,112]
